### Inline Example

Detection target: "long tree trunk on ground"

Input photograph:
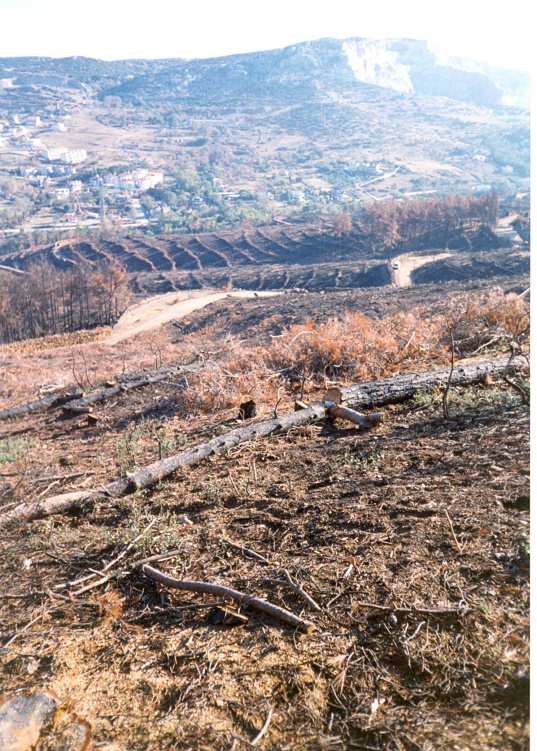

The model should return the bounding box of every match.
[0,355,525,529]
[0,390,84,421]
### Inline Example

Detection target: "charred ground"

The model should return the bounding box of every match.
[0,269,530,750]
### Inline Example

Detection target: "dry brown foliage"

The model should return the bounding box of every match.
[263,310,445,382]
[444,289,530,355]
[0,288,527,417]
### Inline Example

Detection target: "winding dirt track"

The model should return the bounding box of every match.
[390,252,452,288]
[107,289,280,344]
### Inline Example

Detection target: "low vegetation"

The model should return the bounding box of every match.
[172,288,528,417]
[0,436,29,463]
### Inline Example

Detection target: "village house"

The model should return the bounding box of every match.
[54,187,70,200]
[46,148,87,165]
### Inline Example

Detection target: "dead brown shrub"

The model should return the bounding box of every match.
[445,289,529,355]
[263,310,446,382]
[177,342,278,415]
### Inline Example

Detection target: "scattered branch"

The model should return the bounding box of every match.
[354,601,470,616]
[251,707,273,746]
[141,564,315,632]
[444,509,463,554]
[281,569,321,612]
[221,538,271,565]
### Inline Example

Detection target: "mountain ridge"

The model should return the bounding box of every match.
[99,36,527,109]
[0,36,529,109]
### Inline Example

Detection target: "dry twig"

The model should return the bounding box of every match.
[354,601,470,616]
[442,328,455,419]
[281,569,322,612]
[444,509,463,554]
[141,564,315,632]
[251,706,274,746]
[222,538,271,565]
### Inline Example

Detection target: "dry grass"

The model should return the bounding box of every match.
[0,327,112,355]
[0,328,196,408]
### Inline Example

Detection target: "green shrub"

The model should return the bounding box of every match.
[0,437,28,463]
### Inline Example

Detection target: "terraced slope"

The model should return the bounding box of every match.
[131,259,391,294]
[0,223,363,274]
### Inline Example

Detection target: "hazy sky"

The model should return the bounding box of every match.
[0,0,533,70]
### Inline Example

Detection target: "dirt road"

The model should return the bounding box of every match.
[107,289,281,344]
[389,252,452,288]
[495,214,523,245]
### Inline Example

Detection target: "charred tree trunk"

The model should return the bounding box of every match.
[0,363,200,422]
[59,363,200,417]
[0,391,84,421]
[338,357,517,409]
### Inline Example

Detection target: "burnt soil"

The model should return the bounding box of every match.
[0,358,529,750]
[169,275,529,343]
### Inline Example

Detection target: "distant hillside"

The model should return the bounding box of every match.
[0,38,530,231]
[0,37,528,116]
[100,38,528,110]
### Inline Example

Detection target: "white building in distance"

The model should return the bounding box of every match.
[47,148,87,165]
[104,169,164,193]
[46,147,68,161]
[64,149,87,165]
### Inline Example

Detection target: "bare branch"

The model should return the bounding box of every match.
[141,564,315,632]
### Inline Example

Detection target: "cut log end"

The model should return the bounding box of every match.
[327,404,384,429]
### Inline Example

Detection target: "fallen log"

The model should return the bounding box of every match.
[0,402,328,528]
[0,390,83,421]
[141,564,315,632]
[0,362,200,422]
[0,263,27,276]
[0,355,525,529]
[60,364,198,417]
[338,355,524,409]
